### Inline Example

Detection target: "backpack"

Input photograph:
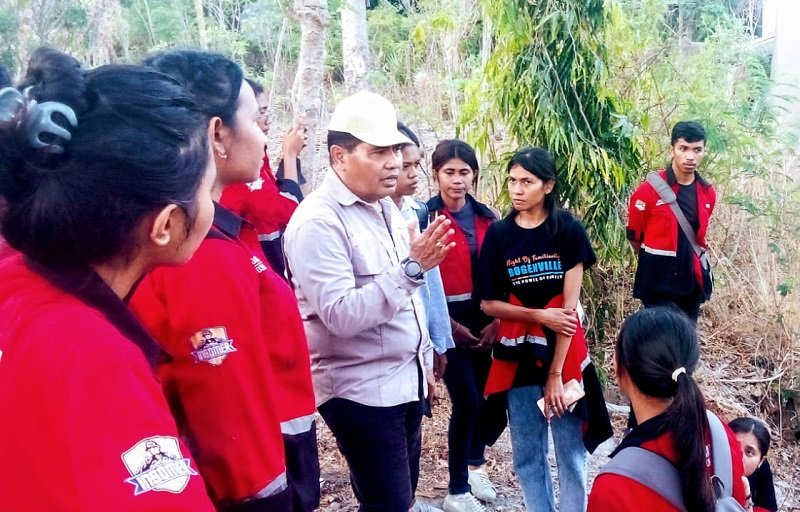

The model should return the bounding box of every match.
[598,411,745,511]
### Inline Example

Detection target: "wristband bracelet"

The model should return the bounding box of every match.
[549,371,562,376]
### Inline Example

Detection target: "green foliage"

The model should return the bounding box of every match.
[461,0,641,262]
[0,7,18,68]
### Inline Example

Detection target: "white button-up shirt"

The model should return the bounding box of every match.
[284,171,432,408]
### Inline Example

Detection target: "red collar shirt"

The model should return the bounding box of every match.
[130,204,315,504]
[0,255,213,512]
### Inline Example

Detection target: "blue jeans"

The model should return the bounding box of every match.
[507,385,587,512]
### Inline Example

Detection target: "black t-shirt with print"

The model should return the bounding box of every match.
[477,210,596,309]
[477,210,596,387]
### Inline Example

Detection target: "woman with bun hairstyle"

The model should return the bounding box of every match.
[589,307,748,511]
[478,147,611,511]
[130,50,319,512]
[426,139,498,511]
[729,417,777,512]
[0,48,215,510]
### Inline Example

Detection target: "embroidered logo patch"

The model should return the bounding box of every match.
[635,199,646,211]
[121,436,197,496]
[247,177,264,191]
[190,326,237,365]
[250,256,267,273]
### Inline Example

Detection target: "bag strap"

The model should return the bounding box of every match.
[646,172,706,261]
[599,446,687,511]
[706,410,734,499]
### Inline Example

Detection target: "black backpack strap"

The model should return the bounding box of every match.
[599,447,687,512]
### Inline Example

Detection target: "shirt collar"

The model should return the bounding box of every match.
[665,163,709,187]
[25,257,165,370]
[213,202,245,239]
[429,192,495,219]
[610,412,670,457]
[325,171,363,207]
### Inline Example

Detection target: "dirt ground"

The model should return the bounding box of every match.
[316,380,800,511]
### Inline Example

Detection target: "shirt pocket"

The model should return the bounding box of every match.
[351,234,390,286]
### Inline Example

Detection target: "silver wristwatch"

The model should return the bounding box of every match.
[400,257,424,280]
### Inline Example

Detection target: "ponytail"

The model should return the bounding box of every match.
[616,307,715,511]
[667,372,715,511]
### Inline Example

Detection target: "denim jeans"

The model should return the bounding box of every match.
[318,398,423,512]
[507,385,587,512]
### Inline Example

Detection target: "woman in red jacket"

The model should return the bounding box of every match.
[589,307,748,511]
[426,139,498,511]
[131,50,319,512]
[0,48,215,511]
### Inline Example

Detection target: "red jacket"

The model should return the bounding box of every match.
[627,166,716,299]
[221,155,300,277]
[427,194,494,301]
[221,156,298,239]
[130,204,315,504]
[589,419,747,511]
[0,255,213,512]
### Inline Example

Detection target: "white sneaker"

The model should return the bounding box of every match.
[411,500,444,512]
[467,468,497,502]
[442,493,486,512]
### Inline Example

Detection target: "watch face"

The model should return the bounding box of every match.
[405,259,423,277]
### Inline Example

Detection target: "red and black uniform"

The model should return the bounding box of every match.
[0,254,213,512]
[426,193,496,495]
[130,204,319,512]
[221,155,303,278]
[589,412,747,511]
[627,165,715,315]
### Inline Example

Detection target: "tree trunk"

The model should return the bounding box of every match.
[292,0,330,192]
[86,0,120,65]
[341,0,370,94]
[195,0,208,49]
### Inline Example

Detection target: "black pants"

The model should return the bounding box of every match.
[642,292,703,322]
[442,347,492,494]
[284,424,321,512]
[318,397,424,512]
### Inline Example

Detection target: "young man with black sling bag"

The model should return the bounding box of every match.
[626,121,716,321]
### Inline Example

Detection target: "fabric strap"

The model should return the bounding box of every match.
[646,172,709,269]
[706,410,734,499]
[599,446,687,511]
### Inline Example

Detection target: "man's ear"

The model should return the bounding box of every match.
[330,145,347,172]
[545,180,555,194]
[149,204,181,247]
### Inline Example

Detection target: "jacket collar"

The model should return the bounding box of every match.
[428,193,495,219]
[665,164,710,188]
[25,257,165,370]
[610,412,670,458]
[213,202,245,239]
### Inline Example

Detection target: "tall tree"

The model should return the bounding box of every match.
[461,0,641,258]
[292,0,329,191]
[341,0,369,93]
[85,0,120,65]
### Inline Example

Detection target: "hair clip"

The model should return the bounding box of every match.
[0,86,25,128]
[0,86,77,155]
[23,87,77,154]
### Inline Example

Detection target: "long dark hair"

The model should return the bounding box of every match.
[0,48,209,267]
[729,417,771,457]
[431,139,479,175]
[616,307,715,511]
[142,49,243,127]
[507,146,569,240]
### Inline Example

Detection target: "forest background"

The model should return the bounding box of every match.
[1,0,798,507]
